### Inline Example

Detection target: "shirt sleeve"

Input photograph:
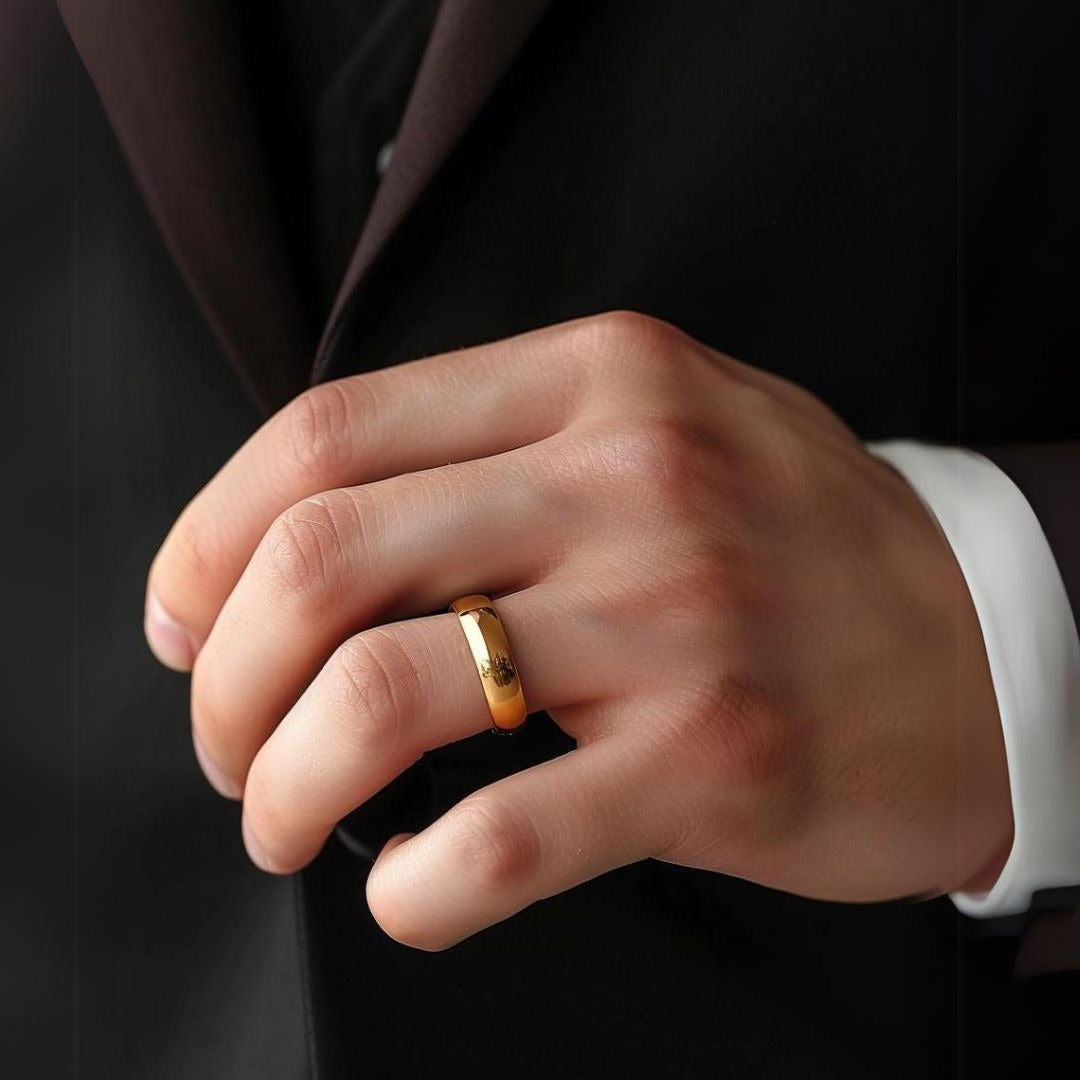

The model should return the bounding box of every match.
[866,440,1080,918]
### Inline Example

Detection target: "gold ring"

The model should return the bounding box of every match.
[449,594,527,734]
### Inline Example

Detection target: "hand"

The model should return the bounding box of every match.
[145,312,1013,949]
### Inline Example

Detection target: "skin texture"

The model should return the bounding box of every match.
[144,312,1013,951]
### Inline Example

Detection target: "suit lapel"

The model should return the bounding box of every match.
[57,0,312,413]
[313,0,555,375]
[59,0,554,405]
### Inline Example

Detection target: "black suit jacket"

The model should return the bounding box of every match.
[4,0,1077,1075]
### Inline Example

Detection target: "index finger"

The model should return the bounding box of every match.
[144,322,591,671]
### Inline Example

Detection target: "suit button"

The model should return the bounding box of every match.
[376,140,395,178]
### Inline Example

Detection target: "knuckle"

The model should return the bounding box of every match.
[278,381,359,483]
[636,415,709,491]
[675,676,795,794]
[576,415,708,513]
[588,309,681,355]
[653,678,804,866]
[567,310,682,380]
[261,494,351,603]
[442,797,542,894]
[563,312,720,411]
[328,632,417,754]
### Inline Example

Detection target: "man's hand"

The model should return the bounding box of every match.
[144,312,1013,949]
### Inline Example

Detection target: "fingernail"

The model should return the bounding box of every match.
[192,730,242,800]
[242,813,273,873]
[144,590,197,672]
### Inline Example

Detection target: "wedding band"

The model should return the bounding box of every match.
[449,594,527,733]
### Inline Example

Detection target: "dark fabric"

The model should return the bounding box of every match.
[5,6,308,1075]
[12,0,1079,1076]
[53,0,314,414]
[2,7,80,1073]
[314,0,555,356]
[964,0,1080,645]
[241,0,440,324]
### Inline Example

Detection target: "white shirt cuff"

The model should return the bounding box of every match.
[866,440,1080,918]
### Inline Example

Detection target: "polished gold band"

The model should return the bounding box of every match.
[449,594,527,733]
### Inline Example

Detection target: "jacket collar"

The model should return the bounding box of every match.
[58,0,554,411]
[315,0,555,371]
[57,0,313,412]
